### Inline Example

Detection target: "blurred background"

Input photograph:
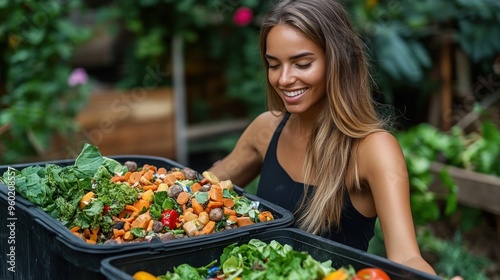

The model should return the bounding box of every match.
[1,0,500,278]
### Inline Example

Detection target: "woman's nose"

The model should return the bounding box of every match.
[279,66,296,86]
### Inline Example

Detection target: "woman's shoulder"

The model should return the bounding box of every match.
[356,130,406,176]
[246,111,286,133]
[356,131,405,167]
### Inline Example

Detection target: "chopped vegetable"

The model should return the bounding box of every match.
[153,239,369,280]
[161,209,179,230]
[1,143,274,244]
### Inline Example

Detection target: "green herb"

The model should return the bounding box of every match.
[159,239,336,280]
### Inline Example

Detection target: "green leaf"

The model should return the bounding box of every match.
[74,143,105,177]
[195,192,209,204]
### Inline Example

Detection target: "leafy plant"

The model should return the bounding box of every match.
[101,0,271,120]
[348,0,500,102]
[418,229,494,279]
[396,124,458,225]
[396,117,500,225]
[0,0,92,164]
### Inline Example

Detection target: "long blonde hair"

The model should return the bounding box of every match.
[259,0,386,235]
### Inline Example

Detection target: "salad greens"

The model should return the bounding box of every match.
[1,143,136,232]
[159,239,340,280]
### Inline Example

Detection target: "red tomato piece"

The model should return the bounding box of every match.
[355,268,391,280]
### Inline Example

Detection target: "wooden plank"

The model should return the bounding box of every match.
[75,88,176,159]
[430,162,500,215]
[186,118,250,141]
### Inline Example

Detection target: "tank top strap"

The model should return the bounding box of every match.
[271,112,290,146]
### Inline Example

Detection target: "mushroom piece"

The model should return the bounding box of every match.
[124,161,138,172]
[167,184,183,198]
[182,167,198,180]
[209,208,224,222]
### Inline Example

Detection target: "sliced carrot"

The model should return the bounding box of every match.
[199,178,209,185]
[90,234,98,242]
[227,215,238,224]
[70,226,80,233]
[164,173,178,186]
[133,199,150,212]
[236,216,255,227]
[91,227,100,236]
[111,175,125,182]
[125,205,140,213]
[176,191,190,205]
[171,171,185,180]
[143,169,154,181]
[123,231,134,241]
[115,237,123,244]
[208,185,223,202]
[200,221,216,235]
[142,184,158,191]
[131,212,152,229]
[140,164,149,174]
[85,239,97,244]
[146,220,154,232]
[191,198,205,215]
[207,201,223,209]
[224,207,236,216]
[118,209,132,219]
[123,221,131,232]
[222,198,235,208]
[120,212,138,223]
[123,171,132,181]
[258,211,274,222]
[191,182,202,193]
[129,172,141,184]
[157,167,167,175]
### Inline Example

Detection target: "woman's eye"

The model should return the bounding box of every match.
[297,62,312,69]
[268,64,280,69]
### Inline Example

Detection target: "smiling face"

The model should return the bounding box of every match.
[265,24,327,116]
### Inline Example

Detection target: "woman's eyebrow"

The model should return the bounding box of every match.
[265,52,314,60]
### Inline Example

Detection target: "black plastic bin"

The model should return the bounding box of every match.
[100,228,442,280]
[0,156,293,280]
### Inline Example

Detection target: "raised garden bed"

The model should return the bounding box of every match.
[430,161,500,238]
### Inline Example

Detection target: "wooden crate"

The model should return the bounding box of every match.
[74,87,176,160]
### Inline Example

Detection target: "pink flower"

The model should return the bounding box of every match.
[233,7,253,26]
[68,68,88,87]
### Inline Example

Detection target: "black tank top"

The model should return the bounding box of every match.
[257,112,376,251]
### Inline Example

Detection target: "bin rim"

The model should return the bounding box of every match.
[0,154,294,251]
[100,227,442,280]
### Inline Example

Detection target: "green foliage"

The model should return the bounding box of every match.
[396,118,500,225]
[0,0,92,163]
[348,0,500,101]
[418,229,494,279]
[102,1,271,118]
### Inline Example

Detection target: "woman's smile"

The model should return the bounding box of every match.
[266,24,327,115]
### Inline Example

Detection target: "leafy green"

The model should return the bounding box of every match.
[131,228,146,238]
[396,120,500,225]
[1,143,137,234]
[194,192,208,204]
[159,239,337,280]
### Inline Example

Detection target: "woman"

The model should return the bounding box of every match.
[209,0,437,275]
